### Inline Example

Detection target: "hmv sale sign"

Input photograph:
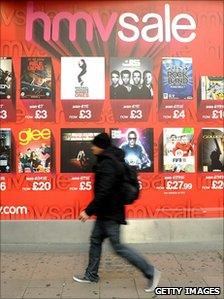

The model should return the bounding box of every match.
[0,0,223,220]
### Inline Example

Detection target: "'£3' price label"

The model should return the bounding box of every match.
[35,109,48,119]
[79,109,92,119]
[0,109,7,119]
[130,109,143,119]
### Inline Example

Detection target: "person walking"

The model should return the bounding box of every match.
[73,132,161,292]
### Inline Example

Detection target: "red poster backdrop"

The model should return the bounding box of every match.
[0,0,223,220]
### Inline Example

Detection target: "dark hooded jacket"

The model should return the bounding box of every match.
[85,146,126,224]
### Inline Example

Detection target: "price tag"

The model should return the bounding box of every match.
[198,101,224,122]
[62,100,103,122]
[165,180,193,190]
[0,109,7,119]
[158,100,188,121]
[34,109,48,119]
[79,109,92,119]
[130,109,143,119]
[0,181,7,191]
[32,181,51,191]
[211,109,224,119]
[79,181,92,191]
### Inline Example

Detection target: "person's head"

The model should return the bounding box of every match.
[170,134,177,143]
[127,130,137,147]
[132,70,141,86]
[91,133,111,155]
[143,71,152,85]
[180,135,188,144]
[121,70,131,86]
[111,70,120,86]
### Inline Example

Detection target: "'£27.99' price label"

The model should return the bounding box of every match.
[166,180,193,190]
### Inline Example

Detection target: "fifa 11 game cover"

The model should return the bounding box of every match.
[201,128,224,172]
[60,129,104,173]
[0,57,12,99]
[0,128,12,173]
[163,128,195,173]
[110,58,153,100]
[20,57,52,99]
[162,57,193,100]
[110,128,153,172]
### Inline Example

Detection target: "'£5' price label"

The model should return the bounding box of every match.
[79,181,92,191]
[35,109,47,119]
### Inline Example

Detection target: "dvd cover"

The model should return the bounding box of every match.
[201,128,224,172]
[110,128,153,172]
[20,57,52,99]
[201,76,224,100]
[0,128,11,173]
[162,57,193,100]
[61,57,105,100]
[0,57,12,99]
[110,58,153,99]
[61,129,104,173]
[163,128,195,172]
[18,128,51,173]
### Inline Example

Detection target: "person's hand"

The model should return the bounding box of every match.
[78,210,89,222]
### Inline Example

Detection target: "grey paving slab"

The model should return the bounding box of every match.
[61,280,99,298]
[0,279,27,299]
[202,276,224,299]
[0,249,223,299]
[99,278,138,299]
[23,287,62,299]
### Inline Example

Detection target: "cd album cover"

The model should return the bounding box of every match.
[61,57,105,100]
[18,128,51,173]
[162,57,193,100]
[110,58,153,99]
[163,128,195,173]
[0,128,11,173]
[201,128,224,172]
[110,128,153,172]
[201,76,224,100]
[20,57,52,99]
[61,129,104,173]
[0,57,12,99]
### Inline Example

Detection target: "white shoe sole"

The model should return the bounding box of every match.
[144,270,161,292]
[73,276,92,283]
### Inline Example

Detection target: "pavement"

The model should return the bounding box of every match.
[0,243,223,299]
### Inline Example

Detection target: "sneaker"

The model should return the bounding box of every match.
[73,276,93,283]
[144,268,161,292]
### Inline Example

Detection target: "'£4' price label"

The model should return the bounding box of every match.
[130,109,143,119]
[35,109,47,119]
[173,109,185,119]
[0,109,7,119]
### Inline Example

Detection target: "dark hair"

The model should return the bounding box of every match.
[111,70,120,77]
[121,69,131,77]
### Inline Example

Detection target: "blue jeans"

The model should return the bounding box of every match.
[85,219,154,282]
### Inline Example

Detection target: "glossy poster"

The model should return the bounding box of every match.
[0,0,223,220]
